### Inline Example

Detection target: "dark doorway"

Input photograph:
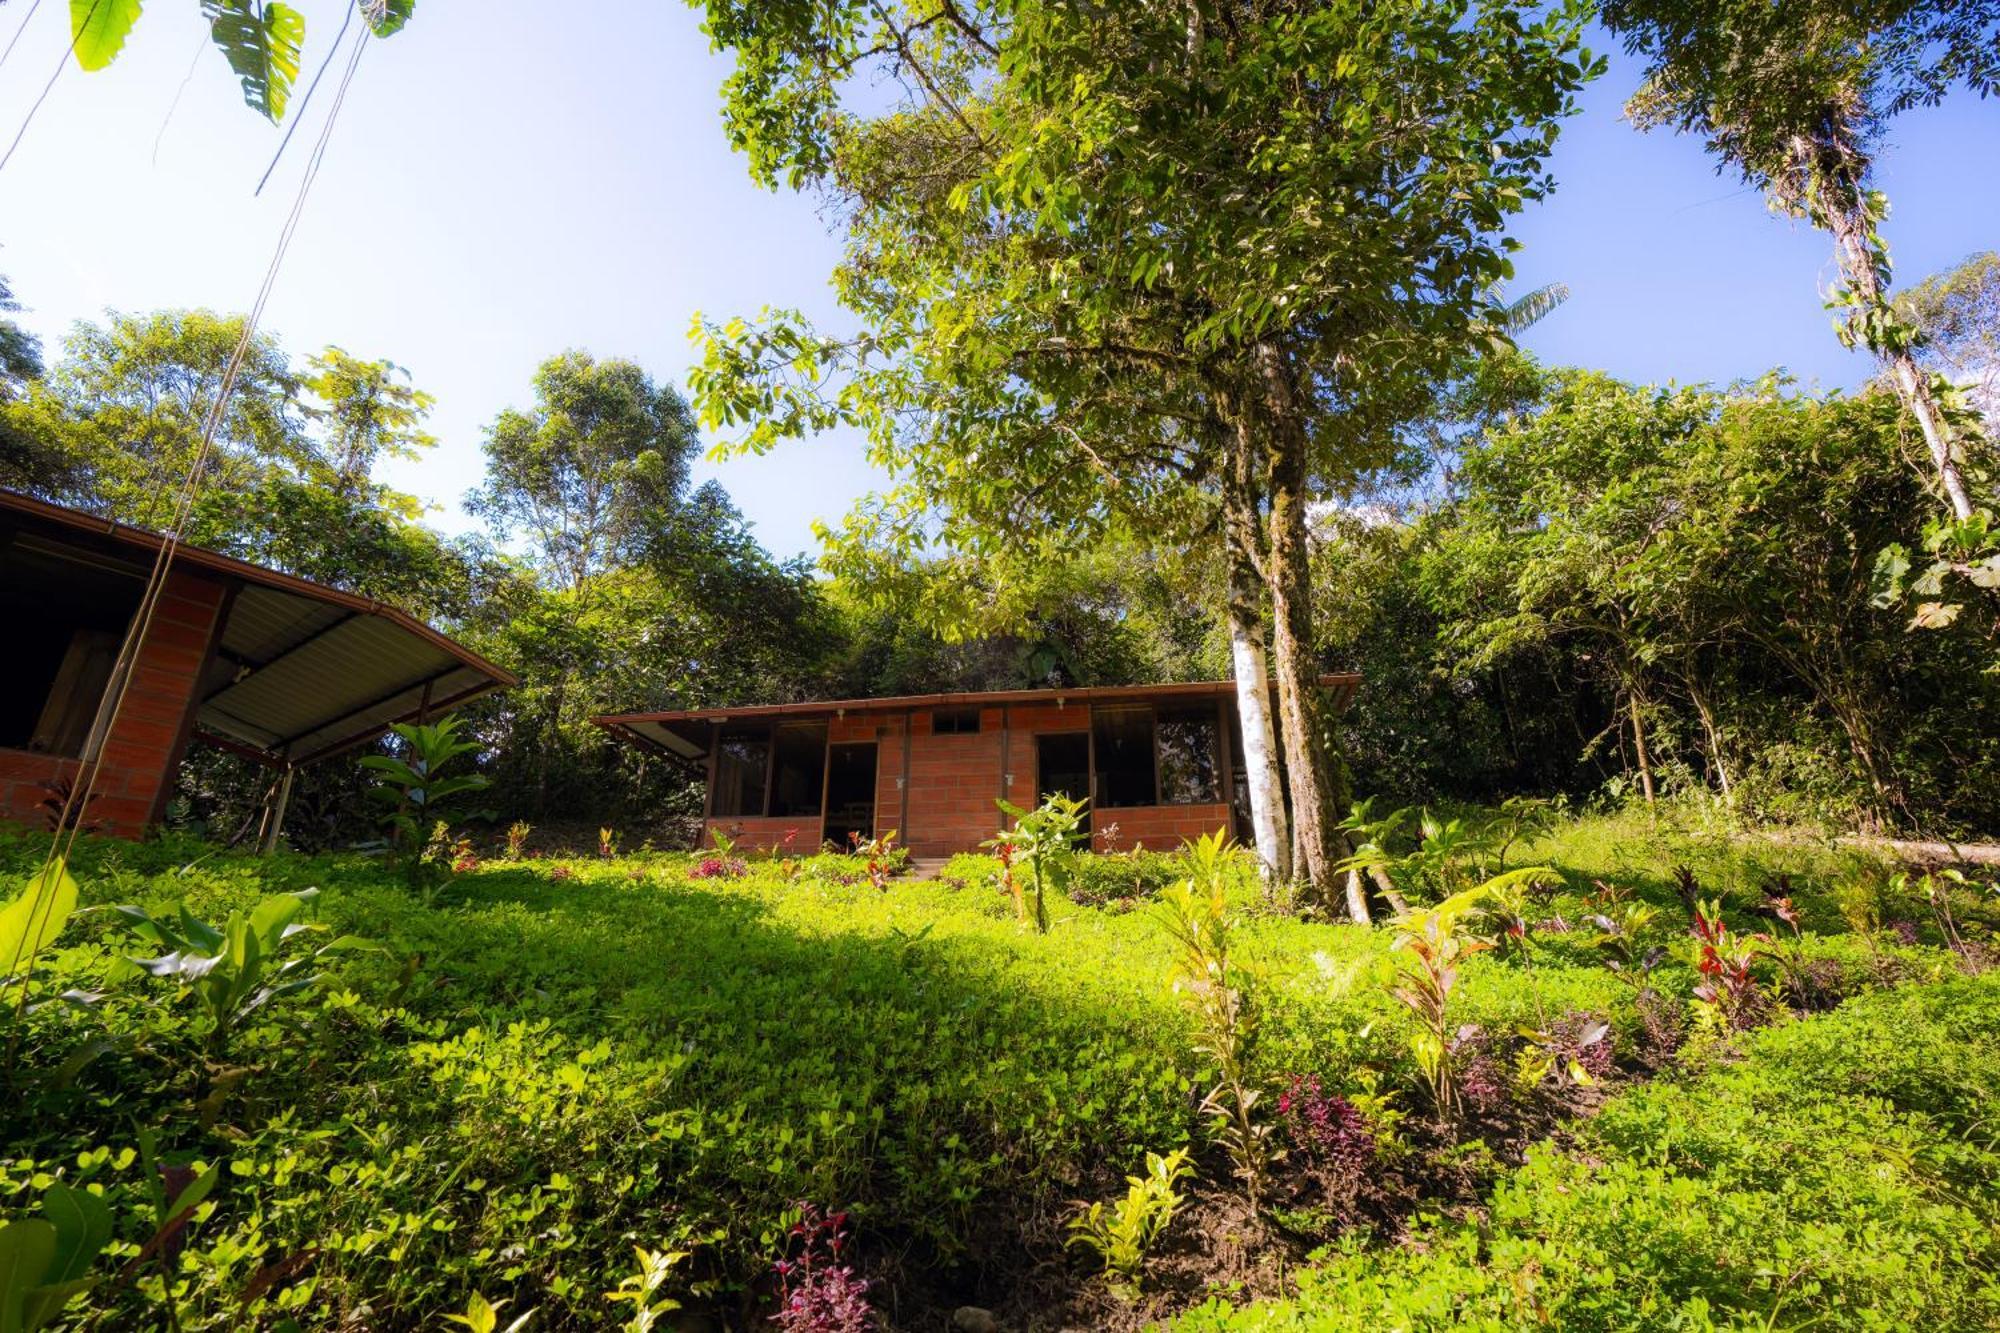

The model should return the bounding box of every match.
[1035,732,1092,834]
[822,743,877,849]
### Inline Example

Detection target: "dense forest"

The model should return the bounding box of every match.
[4,250,1997,845]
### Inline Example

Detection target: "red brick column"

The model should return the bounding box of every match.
[70,570,229,839]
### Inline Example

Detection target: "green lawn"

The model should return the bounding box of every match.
[2,812,1995,1329]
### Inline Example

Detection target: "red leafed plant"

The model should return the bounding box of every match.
[1691,899,1766,1029]
[771,1202,873,1332]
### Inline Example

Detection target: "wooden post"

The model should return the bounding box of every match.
[258,764,295,855]
[898,711,912,837]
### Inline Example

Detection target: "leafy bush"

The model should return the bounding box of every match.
[0,812,1981,1329]
[1179,973,2000,1331]
[1067,1148,1193,1300]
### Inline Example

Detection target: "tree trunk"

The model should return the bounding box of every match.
[1627,685,1656,805]
[1685,670,1733,801]
[1249,342,1359,919]
[1809,136,1977,521]
[1224,541,1291,884]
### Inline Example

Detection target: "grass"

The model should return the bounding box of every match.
[0,807,1993,1329]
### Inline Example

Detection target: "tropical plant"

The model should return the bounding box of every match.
[1159,833,1271,1207]
[360,716,489,867]
[61,0,415,125]
[1066,1147,1193,1300]
[109,888,375,1058]
[444,1292,536,1333]
[1,859,79,984]
[1689,899,1767,1032]
[987,796,1087,934]
[770,1203,872,1333]
[0,1183,114,1332]
[1386,883,1495,1121]
[504,821,533,861]
[604,1245,688,1332]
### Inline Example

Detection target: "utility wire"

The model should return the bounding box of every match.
[257,0,356,196]
[0,0,47,79]
[0,0,96,174]
[6,18,377,1057]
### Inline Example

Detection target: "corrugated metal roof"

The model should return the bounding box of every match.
[595,673,1363,760]
[2,489,515,766]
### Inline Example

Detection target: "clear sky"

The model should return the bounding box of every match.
[1,3,1995,561]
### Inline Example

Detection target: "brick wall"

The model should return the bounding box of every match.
[702,816,818,855]
[0,568,227,840]
[695,699,1238,859]
[1092,803,1231,854]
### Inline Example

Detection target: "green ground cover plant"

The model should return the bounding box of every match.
[0,807,1989,1328]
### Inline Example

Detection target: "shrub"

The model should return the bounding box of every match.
[1067,1148,1194,1300]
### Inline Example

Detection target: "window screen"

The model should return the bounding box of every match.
[1092,706,1156,807]
[769,723,828,817]
[1156,706,1221,804]
[711,727,770,817]
[932,708,980,734]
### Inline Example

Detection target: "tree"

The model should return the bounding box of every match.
[1898,251,2000,441]
[1602,0,2000,522]
[302,347,436,511]
[2,309,310,521]
[0,272,54,492]
[688,0,1597,910]
[467,351,699,597]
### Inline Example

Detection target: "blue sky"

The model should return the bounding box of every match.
[0,3,1994,560]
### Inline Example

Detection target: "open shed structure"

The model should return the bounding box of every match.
[0,490,515,839]
[596,674,1360,858]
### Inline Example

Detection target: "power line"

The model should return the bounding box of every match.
[6,15,378,1052]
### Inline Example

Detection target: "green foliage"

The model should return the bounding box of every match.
[64,0,416,121]
[0,810,1981,1327]
[443,1292,535,1333]
[109,888,374,1057]
[986,795,1087,933]
[1159,833,1271,1207]
[603,1245,687,1331]
[0,1183,113,1332]
[68,0,143,71]
[200,0,305,122]
[1179,972,2000,1331]
[359,717,489,865]
[0,861,79,981]
[1067,1147,1192,1300]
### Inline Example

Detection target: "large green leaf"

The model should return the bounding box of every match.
[0,862,80,981]
[0,1218,56,1333]
[364,0,415,38]
[69,0,143,73]
[201,0,306,123]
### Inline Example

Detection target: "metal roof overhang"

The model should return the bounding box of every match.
[594,673,1363,762]
[1,489,517,767]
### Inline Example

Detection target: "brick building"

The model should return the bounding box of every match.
[595,675,1360,858]
[0,490,514,840]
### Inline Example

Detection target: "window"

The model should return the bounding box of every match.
[1156,706,1221,804]
[0,545,142,759]
[1092,706,1156,808]
[710,722,828,818]
[711,727,770,817]
[932,707,980,735]
[770,723,828,816]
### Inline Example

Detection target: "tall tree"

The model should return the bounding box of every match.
[1898,250,2000,441]
[0,271,53,491]
[1603,0,2000,521]
[302,347,437,511]
[467,351,699,597]
[689,0,1596,909]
